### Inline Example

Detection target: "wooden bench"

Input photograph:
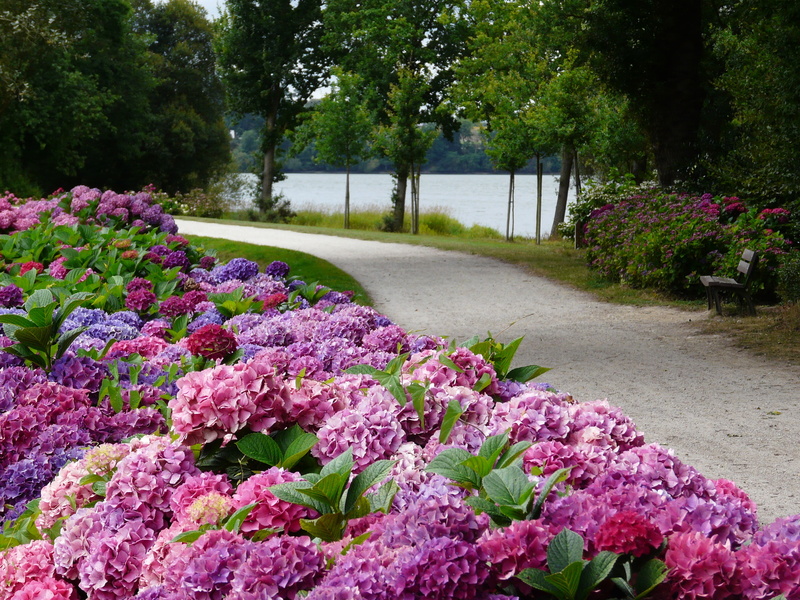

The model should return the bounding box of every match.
[700,249,758,315]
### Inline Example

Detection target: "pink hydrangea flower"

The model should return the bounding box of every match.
[478,519,552,581]
[170,472,233,523]
[233,468,315,533]
[663,531,739,600]
[736,539,800,600]
[0,540,58,597]
[6,577,76,600]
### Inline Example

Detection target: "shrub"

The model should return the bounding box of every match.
[584,189,791,297]
[778,251,800,303]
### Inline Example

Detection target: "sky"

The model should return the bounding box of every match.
[193,0,222,19]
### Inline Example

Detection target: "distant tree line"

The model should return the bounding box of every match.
[0,0,229,196]
[230,116,563,176]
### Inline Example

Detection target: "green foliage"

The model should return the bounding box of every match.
[516,528,667,600]
[269,448,398,541]
[461,334,550,383]
[584,187,791,297]
[777,252,800,304]
[426,431,569,526]
[0,289,92,370]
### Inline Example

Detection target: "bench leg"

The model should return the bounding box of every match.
[711,288,723,315]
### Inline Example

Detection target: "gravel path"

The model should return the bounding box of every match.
[177,219,800,524]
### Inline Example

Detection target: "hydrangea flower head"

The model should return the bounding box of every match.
[594,510,663,556]
[185,323,238,360]
[233,468,315,533]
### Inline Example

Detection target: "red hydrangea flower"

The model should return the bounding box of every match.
[121,249,139,260]
[262,292,288,310]
[19,261,44,275]
[185,323,238,360]
[159,295,193,318]
[594,510,663,557]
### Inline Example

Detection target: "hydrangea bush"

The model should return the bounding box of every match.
[583,186,792,297]
[0,186,798,600]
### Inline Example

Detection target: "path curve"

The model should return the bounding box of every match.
[177,219,800,524]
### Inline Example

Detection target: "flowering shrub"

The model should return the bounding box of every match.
[0,184,798,600]
[584,187,791,296]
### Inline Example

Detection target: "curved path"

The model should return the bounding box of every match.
[177,219,800,524]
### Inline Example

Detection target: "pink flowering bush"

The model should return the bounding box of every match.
[0,187,799,600]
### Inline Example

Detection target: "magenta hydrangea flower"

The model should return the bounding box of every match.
[487,389,572,444]
[158,295,193,318]
[522,440,613,489]
[663,531,739,600]
[126,289,157,312]
[233,468,315,534]
[170,472,233,523]
[736,539,800,600]
[6,576,77,600]
[228,535,325,600]
[0,284,24,307]
[478,518,552,581]
[161,529,252,600]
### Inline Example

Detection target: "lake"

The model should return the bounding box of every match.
[232,172,575,238]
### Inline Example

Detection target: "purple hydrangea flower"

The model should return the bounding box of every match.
[265,260,290,279]
[0,284,23,307]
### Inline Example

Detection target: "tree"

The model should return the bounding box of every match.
[323,0,469,231]
[215,0,329,214]
[128,0,231,194]
[292,68,373,228]
[579,0,721,186]
[710,0,800,209]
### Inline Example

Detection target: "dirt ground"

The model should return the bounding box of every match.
[177,220,800,525]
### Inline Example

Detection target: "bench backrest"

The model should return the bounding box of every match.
[737,249,758,284]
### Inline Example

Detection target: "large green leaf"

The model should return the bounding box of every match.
[507,364,551,382]
[426,448,481,487]
[545,561,584,600]
[24,289,53,312]
[547,528,585,575]
[343,459,395,514]
[632,558,668,599]
[367,479,399,514]
[496,441,533,469]
[482,466,534,506]
[280,432,319,470]
[517,568,561,596]
[14,325,55,354]
[320,448,354,480]
[531,467,572,519]
[268,481,328,514]
[26,303,57,327]
[578,552,619,600]
[300,513,346,542]
[478,431,509,464]
[493,336,523,377]
[55,326,89,362]
[462,455,493,478]
[0,314,36,329]
[304,473,347,508]
[236,433,282,466]
[223,503,256,533]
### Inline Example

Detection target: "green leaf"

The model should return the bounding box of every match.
[343,459,395,514]
[236,433,282,466]
[478,431,509,464]
[367,479,399,514]
[320,448,354,480]
[304,473,347,508]
[578,552,619,600]
[26,303,57,327]
[268,481,329,514]
[171,530,205,544]
[483,466,534,506]
[492,337,523,377]
[545,561,584,600]
[408,382,427,426]
[280,432,319,470]
[426,448,481,487]
[383,352,409,375]
[496,441,533,469]
[300,513,346,542]
[531,467,572,519]
[438,353,464,372]
[15,325,55,353]
[439,399,465,444]
[462,455,493,478]
[0,314,36,328]
[223,503,256,533]
[24,289,54,312]
[547,528,584,575]
[507,364,551,382]
[632,558,669,599]
[344,364,380,376]
[517,568,561,596]
[55,326,88,361]
[473,371,492,392]
[464,496,508,523]
[92,480,107,497]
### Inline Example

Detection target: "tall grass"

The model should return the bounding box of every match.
[226,202,504,239]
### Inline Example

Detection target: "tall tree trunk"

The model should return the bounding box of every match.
[551,147,573,238]
[573,150,582,196]
[506,170,515,242]
[260,99,280,211]
[410,164,421,235]
[535,155,543,245]
[344,162,351,229]
[391,164,409,231]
